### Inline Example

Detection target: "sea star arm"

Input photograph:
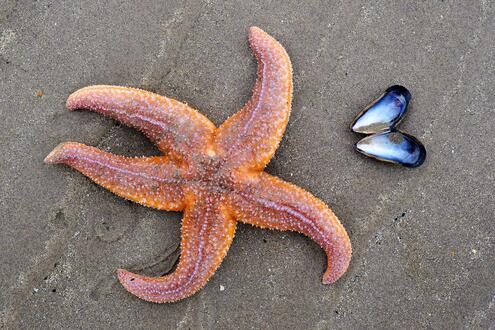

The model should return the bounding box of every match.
[229,172,352,284]
[66,85,216,162]
[44,142,185,211]
[214,27,293,171]
[117,193,236,303]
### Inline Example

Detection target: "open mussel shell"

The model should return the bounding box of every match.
[351,85,411,134]
[355,130,426,168]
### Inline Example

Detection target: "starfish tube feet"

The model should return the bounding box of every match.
[229,173,351,284]
[117,193,236,303]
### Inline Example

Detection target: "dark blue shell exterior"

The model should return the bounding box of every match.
[355,130,426,168]
[351,85,411,134]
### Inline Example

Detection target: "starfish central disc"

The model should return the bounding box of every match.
[45,27,352,303]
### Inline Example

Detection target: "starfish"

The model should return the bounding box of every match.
[44,27,352,303]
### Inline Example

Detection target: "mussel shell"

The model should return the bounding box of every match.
[351,85,411,134]
[355,130,426,168]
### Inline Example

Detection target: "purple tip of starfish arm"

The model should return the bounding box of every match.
[66,92,83,111]
[322,246,352,284]
[117,268,130,283]
[117,268,166,303]
[117,269,138,294]
[44,142,72,164]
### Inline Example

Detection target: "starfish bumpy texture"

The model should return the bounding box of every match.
[45,27,352,303]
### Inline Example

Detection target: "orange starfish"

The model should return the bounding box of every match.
[44,27,352,303]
